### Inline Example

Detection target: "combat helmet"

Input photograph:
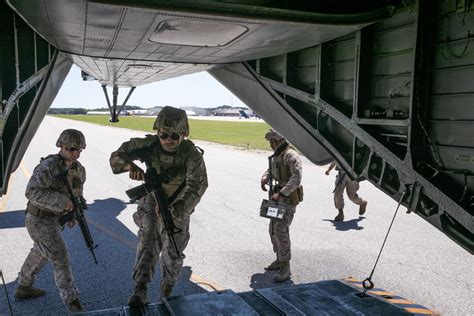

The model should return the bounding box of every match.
[56,129,86,149]
[153,106,189,137]
[265,128,284,142]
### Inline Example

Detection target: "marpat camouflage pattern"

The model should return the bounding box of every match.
[18,153,85,304]
[110,135,207,288]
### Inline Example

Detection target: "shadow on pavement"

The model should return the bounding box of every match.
[0,198,208,315]
[0,209,26,229]
[323,217,365,231]
[249,271,294,290]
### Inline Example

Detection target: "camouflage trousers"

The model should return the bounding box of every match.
[132,198,190,288]
[333,176,364,210]
[18,213,79,304]
[269,203,296,262]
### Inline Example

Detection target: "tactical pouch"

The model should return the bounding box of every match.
[289,185,304,205]
[260,199,287,220]
[297,185,304,202]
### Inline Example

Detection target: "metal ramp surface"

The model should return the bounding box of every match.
[77,280,438,315]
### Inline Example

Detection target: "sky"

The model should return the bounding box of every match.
[51,65,247,109]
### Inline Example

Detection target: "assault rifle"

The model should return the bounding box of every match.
[126,158,182,258]
[59,176,98,264]
[267,155,275,198]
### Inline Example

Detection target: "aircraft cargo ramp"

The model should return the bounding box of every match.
[77,279,437,316]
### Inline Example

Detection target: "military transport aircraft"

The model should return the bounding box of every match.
[1,0,472,314]
[239,109,259,119]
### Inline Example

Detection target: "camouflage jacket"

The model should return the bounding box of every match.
[25,154,86,214]
[110,135,208,219]
[262,144,302,197]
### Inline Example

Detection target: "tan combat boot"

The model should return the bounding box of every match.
[127,282,148,307]
[264,260,282,271]
[14,285,46,299]
[273,261,291,283]
[359,201,368,215]
[160,282,173,300]
[68,299,85,313]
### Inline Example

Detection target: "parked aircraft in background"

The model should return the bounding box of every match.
[239,109,260,119]
[127,110,149,116]
[239,109,250,119]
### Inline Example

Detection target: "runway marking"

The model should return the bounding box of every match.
[387,298,414,304]
[404,307,439,314]
[20,162,31,179]
[88,219,136,250]
[0,168,18,213]
[190,273,224,291]
[0,190,9,212]
[87,218,224,292]
[369,290,393,296]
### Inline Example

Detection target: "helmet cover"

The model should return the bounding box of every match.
[56,129,86,148]
[265,128,284,142]
[153,106,189,136]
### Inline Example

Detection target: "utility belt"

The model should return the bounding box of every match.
[26,204,58,218]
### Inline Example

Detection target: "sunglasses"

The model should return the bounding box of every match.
[159,132,180,141]
[65,147,82,152]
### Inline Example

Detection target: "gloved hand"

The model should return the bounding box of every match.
[261,177,268,191]
[63,199,76,228]
[64,199,73,212]
[128,163,145,181]
[271,192,280,201]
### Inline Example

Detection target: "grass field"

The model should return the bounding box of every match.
[53,115,271,150]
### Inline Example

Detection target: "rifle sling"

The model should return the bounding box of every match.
[270,140,289,158]
[168,180,186,205]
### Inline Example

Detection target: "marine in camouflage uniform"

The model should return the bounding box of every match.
[326,162,367,221]
[260,129,302,282]
[15,129,87,313]
[110,106,208,306]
